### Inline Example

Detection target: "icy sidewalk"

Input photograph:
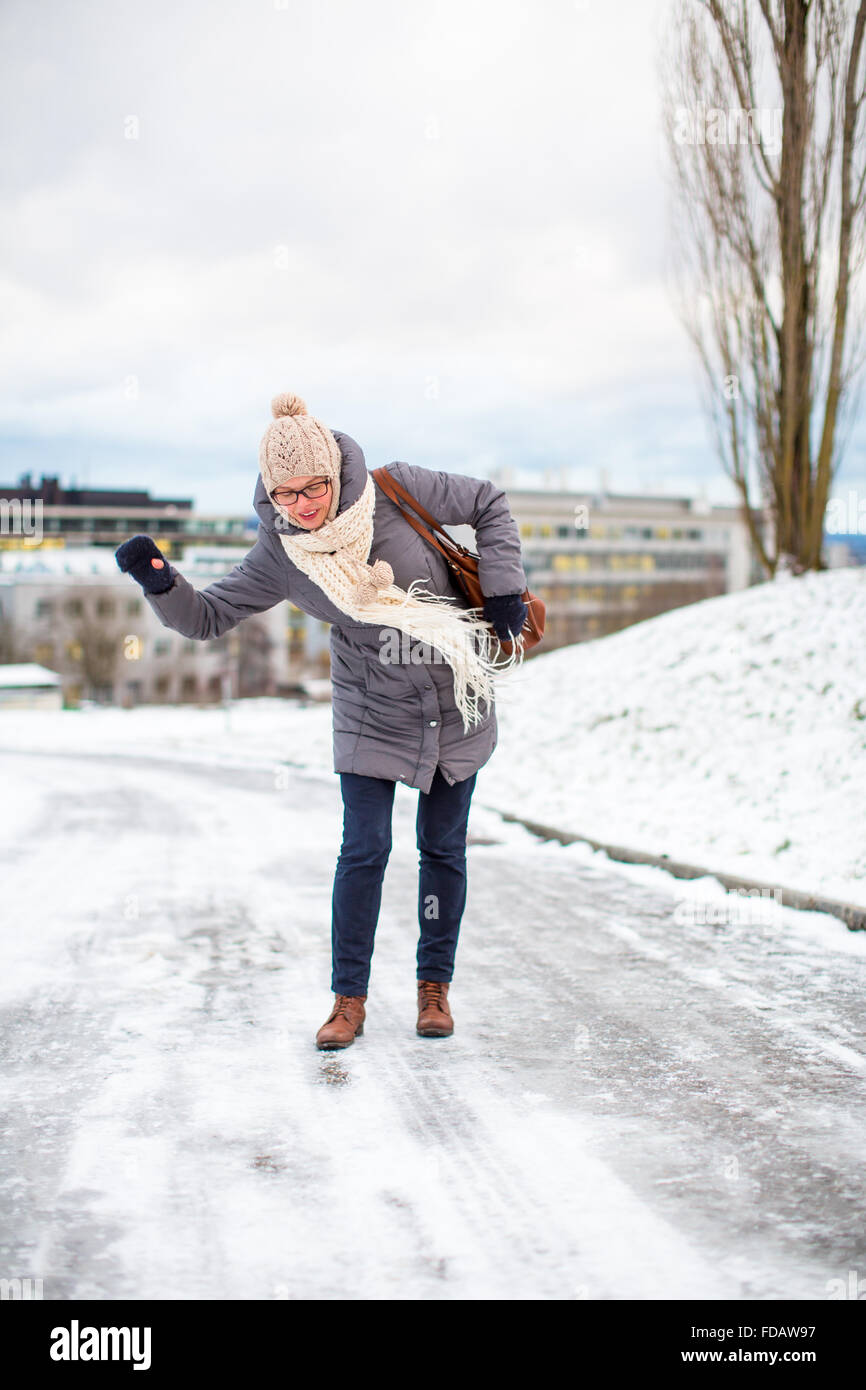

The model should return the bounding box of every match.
[1,747,864,1300]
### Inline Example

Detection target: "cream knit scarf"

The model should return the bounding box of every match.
[275,473,524,733]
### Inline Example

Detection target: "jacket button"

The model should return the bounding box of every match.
[429,720,437,726]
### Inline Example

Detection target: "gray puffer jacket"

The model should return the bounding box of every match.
[144,431,528,793]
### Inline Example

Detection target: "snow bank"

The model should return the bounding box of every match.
[484,567,866,907]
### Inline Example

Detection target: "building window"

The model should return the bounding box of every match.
[154,638,171,657]
[35,598,54,619]
[64,598,84,617]
[127,598,142,616]
[96,598,116,618]
[33,642,55,664]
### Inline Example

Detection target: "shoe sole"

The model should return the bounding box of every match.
[416,1026,453,1037]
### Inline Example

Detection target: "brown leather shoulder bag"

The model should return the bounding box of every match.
[371,466,546,655]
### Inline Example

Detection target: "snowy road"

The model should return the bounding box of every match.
[1,745,865,1301]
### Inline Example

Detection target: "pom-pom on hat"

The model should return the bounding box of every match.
[259,392,342,523]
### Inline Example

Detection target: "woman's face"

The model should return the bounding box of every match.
[271,474,332,530]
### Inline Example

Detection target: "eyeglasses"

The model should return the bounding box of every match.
[272,480,331,506]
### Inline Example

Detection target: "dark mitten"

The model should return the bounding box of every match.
[115,534,175,594]
[483,592,528,642]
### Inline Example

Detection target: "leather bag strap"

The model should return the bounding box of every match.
[371,467,479,566]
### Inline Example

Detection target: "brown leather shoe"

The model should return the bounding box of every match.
[416,980,453,1037]
[316,994,366,1050]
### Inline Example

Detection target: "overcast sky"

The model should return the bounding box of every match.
[1,0,864,514]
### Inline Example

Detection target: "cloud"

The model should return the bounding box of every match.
[1,0,863,509]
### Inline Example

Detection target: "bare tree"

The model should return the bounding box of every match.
[0,615,25,664]
[236,617,275,698]
[661,0,866,574]
[66,613,125,701]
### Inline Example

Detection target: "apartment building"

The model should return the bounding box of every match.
[0,548,331,707]
[493,487,765,649]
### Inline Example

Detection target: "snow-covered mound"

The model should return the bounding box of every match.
[483,568,866,906]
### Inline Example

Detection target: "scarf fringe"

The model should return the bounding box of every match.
[354,578,527,734]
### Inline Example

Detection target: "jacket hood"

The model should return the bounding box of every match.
[253,429,370,535]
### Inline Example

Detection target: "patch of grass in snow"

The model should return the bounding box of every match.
[588,709,629,730]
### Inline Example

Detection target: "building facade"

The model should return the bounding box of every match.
[0,472,251,555]
[484,488,765,649]
[0,549,331,708]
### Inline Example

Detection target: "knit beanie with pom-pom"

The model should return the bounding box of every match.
[259,392,343,523]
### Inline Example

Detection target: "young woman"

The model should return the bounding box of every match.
[116,392,528,1050]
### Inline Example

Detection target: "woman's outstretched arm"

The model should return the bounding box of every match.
[116,530,289,640]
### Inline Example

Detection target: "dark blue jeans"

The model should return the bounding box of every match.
[330,767,478,997]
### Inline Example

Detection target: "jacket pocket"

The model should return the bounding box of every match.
[360,647,422,742]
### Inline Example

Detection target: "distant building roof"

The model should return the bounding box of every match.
[0,662,62,688]
[0,473,192,510]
